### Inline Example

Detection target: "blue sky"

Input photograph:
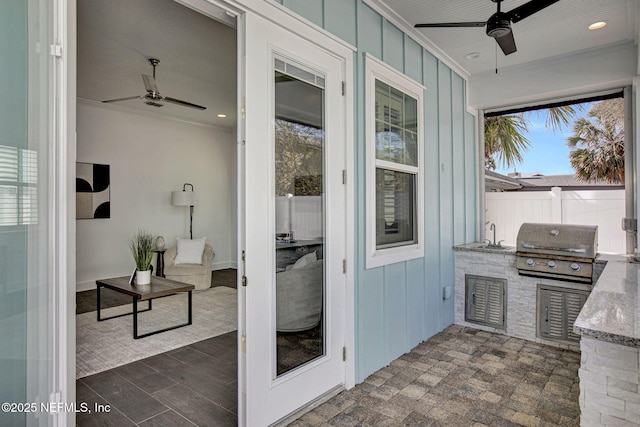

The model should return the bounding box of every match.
[494,106,589,176]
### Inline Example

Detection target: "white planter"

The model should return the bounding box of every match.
[136,269,151,285]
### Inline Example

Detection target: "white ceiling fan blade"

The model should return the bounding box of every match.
[102,95,143,103]
[142,74,159,95]
[164,96,206,111]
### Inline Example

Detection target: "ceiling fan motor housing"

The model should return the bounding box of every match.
[486,12,511,38]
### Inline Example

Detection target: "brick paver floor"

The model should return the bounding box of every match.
[288,325,581,426]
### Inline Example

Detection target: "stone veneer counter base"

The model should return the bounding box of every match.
[453,243,588,352]
[573,254,640,426]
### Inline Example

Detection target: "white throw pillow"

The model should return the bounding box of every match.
[291,251,317,270]
[174,237,206,265]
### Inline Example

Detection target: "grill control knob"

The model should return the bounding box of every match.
[526,258,535,266]
[547,260,557,269]
[571,263,580,271]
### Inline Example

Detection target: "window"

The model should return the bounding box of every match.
[0,145,38,226]
[365,54,424,268]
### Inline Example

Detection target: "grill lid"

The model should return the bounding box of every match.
[516,223,598,259]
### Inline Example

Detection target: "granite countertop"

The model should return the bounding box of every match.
[453,242,517,254]
[574,254,640,347]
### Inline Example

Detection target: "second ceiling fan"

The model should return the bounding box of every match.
[103,58,206,110]
[414,0,561,56]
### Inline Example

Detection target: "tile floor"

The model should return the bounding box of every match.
[76,331,237,426]
[76,326,581,426]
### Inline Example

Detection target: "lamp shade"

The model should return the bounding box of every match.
[172,190,195,206]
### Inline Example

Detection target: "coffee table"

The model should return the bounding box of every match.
[96,276,195,339]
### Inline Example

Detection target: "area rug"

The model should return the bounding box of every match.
[76,286,237,379]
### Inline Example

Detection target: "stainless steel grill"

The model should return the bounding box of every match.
[516,223,598,283]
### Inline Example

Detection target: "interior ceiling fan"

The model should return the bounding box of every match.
[414,0,561,56]
[102,58,206,110]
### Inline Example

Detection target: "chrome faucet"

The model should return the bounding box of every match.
[490,223,496,245]
[485,223,504,248]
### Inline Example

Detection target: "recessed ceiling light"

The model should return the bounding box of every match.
[588,21,606,30]
[465,52,480,60]
[217,114,227,118]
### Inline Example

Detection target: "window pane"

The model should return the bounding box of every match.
[20,149,38,184]
[375,168,416,248]
[0,145,18,181]
[274,67,325,377]
[374,79,418,167]
[20,186,38,225]
[0,185,18,226]
[404,93,418,133]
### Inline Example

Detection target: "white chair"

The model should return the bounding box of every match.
[164,244,215,290]
[276,259,323,332]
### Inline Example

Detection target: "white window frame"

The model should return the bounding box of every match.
[365,54,425,269]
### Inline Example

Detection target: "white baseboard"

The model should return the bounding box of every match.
[212,261,238,270]
[76,262,238,292]
[76,281,96,292]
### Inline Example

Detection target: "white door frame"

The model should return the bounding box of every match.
[62,0,355,425]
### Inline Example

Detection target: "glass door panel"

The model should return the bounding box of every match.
[0,0,53,425]
[274,64,325,376]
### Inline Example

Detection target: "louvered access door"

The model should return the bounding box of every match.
[465,275,506,329]
[538,286,588,343]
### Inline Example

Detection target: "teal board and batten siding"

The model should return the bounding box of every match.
[276,0,478,381]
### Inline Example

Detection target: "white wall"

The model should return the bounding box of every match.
[76,101,237,291]
[485,188,626,254]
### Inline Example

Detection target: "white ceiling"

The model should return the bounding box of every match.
[78,0,638,127]
[77,0,237,128]
[379,0,638,76]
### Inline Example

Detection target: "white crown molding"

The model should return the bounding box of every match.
[362,0,469,79]
[77,98,233,132]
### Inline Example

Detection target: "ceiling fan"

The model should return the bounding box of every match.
[414,0,561,56]
[102,58,206,110]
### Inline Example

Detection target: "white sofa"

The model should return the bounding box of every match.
[164,244,215,290]
[276,259,323,332]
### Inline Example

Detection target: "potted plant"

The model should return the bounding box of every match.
[130,229,154,285]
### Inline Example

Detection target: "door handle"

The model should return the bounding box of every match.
[545,306,549,322]
[472,293,476,306]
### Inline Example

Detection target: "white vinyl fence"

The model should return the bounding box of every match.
[486,188,626,254]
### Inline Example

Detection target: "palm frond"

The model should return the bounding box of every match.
[566,99,624,184]
[484,114,531,169]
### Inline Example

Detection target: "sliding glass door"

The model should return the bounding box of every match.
[0,0,57,425]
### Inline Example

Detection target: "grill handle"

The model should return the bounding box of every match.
[521,243,587,253]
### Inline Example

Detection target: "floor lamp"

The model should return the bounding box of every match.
[172,183,195,239]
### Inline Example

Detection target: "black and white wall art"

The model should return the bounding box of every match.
[76,162,110,219]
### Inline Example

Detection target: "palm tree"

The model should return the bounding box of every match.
[567,98,624,184]
[485,105,582,170]
[484,114,530,170]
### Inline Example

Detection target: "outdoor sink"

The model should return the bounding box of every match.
[478,244,509,250]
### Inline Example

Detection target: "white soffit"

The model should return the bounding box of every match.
[379,0,637,76]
